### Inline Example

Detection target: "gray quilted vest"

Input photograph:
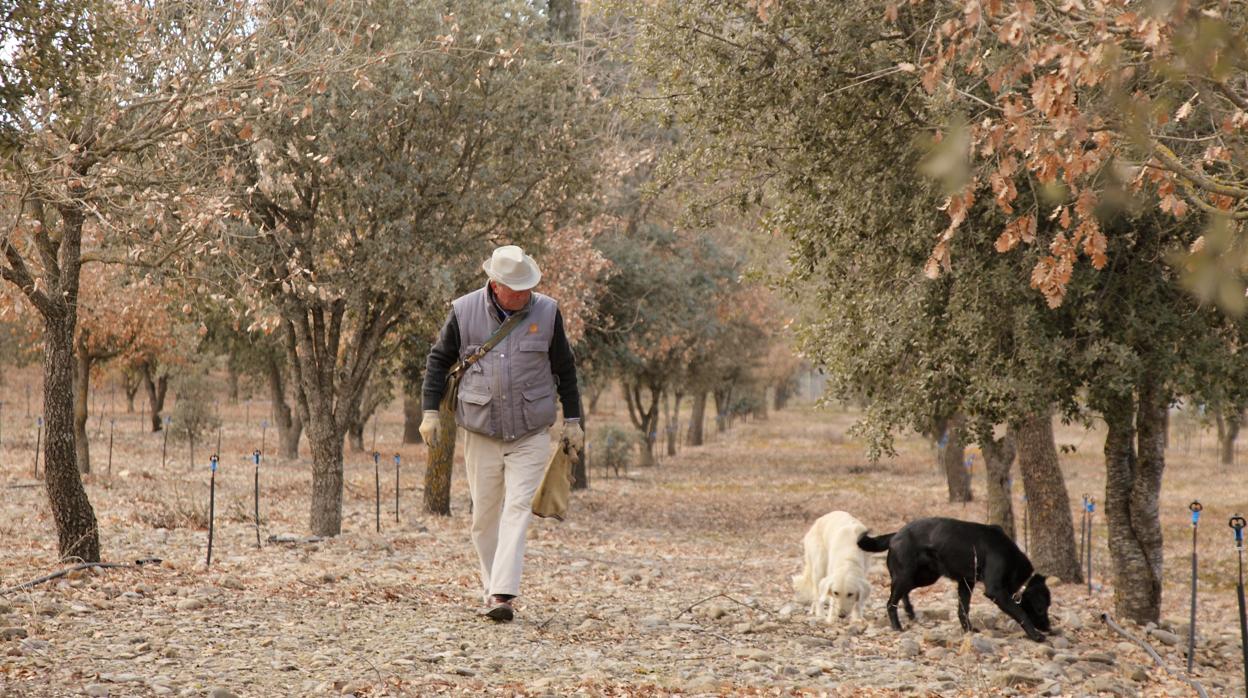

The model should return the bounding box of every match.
[452,285,559,441]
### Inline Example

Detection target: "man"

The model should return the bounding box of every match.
[420,244,584,622]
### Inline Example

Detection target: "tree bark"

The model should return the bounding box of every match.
[713,387,728,432]
[403,395,421,444]
[939,413,971,502]
[226,361,240,403]
[687,390,707,446]
[981,433,1016,540]
[774,379,793,411]
[8,197,102,563]
[266,354,301,459]
[1219,409,1240,465]
[141,362,168,432]
[346,380,383,453]
[1013,412,1081,581]
[44,313,101,562]
[73,330,92,474]
[1104,385,1166,624]
[347,420,365,452]
[625,381,661,467]
[122,369,139,413]
[663,390,682,457]
[283,296,399,536]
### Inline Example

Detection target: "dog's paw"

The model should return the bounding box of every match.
[1026,630,1046,643]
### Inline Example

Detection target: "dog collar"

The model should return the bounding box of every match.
[1013,573,1040,603]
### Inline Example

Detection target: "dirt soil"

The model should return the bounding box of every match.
[0,392,1245,697]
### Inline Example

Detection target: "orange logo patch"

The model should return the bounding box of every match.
[529,323,539,334]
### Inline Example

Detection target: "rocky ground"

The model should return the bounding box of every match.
[0,394,1245,697]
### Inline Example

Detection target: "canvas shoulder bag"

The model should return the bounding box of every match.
[531,437,576,521]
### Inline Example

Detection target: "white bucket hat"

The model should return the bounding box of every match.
[482,245,541,291]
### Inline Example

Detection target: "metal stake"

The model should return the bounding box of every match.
[1086,497,1095,594]
[1230,515,1247,697]
[161,416,171,467]
[1188,501,1202,673]
[373,451,381,533]
[207,455,218,568]
[394,453,401,524]
[1079,494,1089,577]
[253,449,262,549]
[107,418,115,478]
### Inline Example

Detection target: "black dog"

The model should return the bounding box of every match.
[857,517,1051,642]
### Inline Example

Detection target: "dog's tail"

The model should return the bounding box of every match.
[857,531,894,553]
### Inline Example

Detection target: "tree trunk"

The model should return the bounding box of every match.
[774,379,792,411]
[1104,385,1166,624]
[713,387,731,433]
[625,381,661,467]
[141,362,168,432]
[44,313,101,562]
[307,410,344,537]
[663,390,682,457]
[283,297,397,537]
[266,355,301,459]
[1220,409,1240,465]
[346,380,384,453]
[122,370,139,413]
[348,420,365,452]
[226,361,240,403]
[1012,412,1081,581]
[753,387,768,420]
[285,319,345,537]
[73,330,92,474]
[403,395,421,444]
[687,390,707,446]
[939,413,971,502]
[981,433,1016,540]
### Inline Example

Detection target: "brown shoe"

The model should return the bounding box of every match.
[484,595,514,622]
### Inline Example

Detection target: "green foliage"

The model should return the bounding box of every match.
[628,0,1248,461]
[169,373,222,446]
[0,0,122,151]
[591,424,634,475]
[214,0,599,313]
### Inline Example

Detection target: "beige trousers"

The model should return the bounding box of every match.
[463,428,550,599]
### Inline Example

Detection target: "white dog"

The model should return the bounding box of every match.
[792,510,871,623]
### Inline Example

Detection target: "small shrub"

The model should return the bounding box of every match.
[592,424,635,476]
[169,373,222,447]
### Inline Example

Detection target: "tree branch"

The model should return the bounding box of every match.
[1150,142,1248,199]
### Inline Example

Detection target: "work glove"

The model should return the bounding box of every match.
[419,410,441,447]
[562,420,585,455]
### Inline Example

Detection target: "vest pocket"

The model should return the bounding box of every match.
[521,385,556,432]
[456,384,494,434]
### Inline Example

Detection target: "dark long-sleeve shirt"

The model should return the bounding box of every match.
[422,300,582,421]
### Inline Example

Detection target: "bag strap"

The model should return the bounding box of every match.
[448,309,530,379]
